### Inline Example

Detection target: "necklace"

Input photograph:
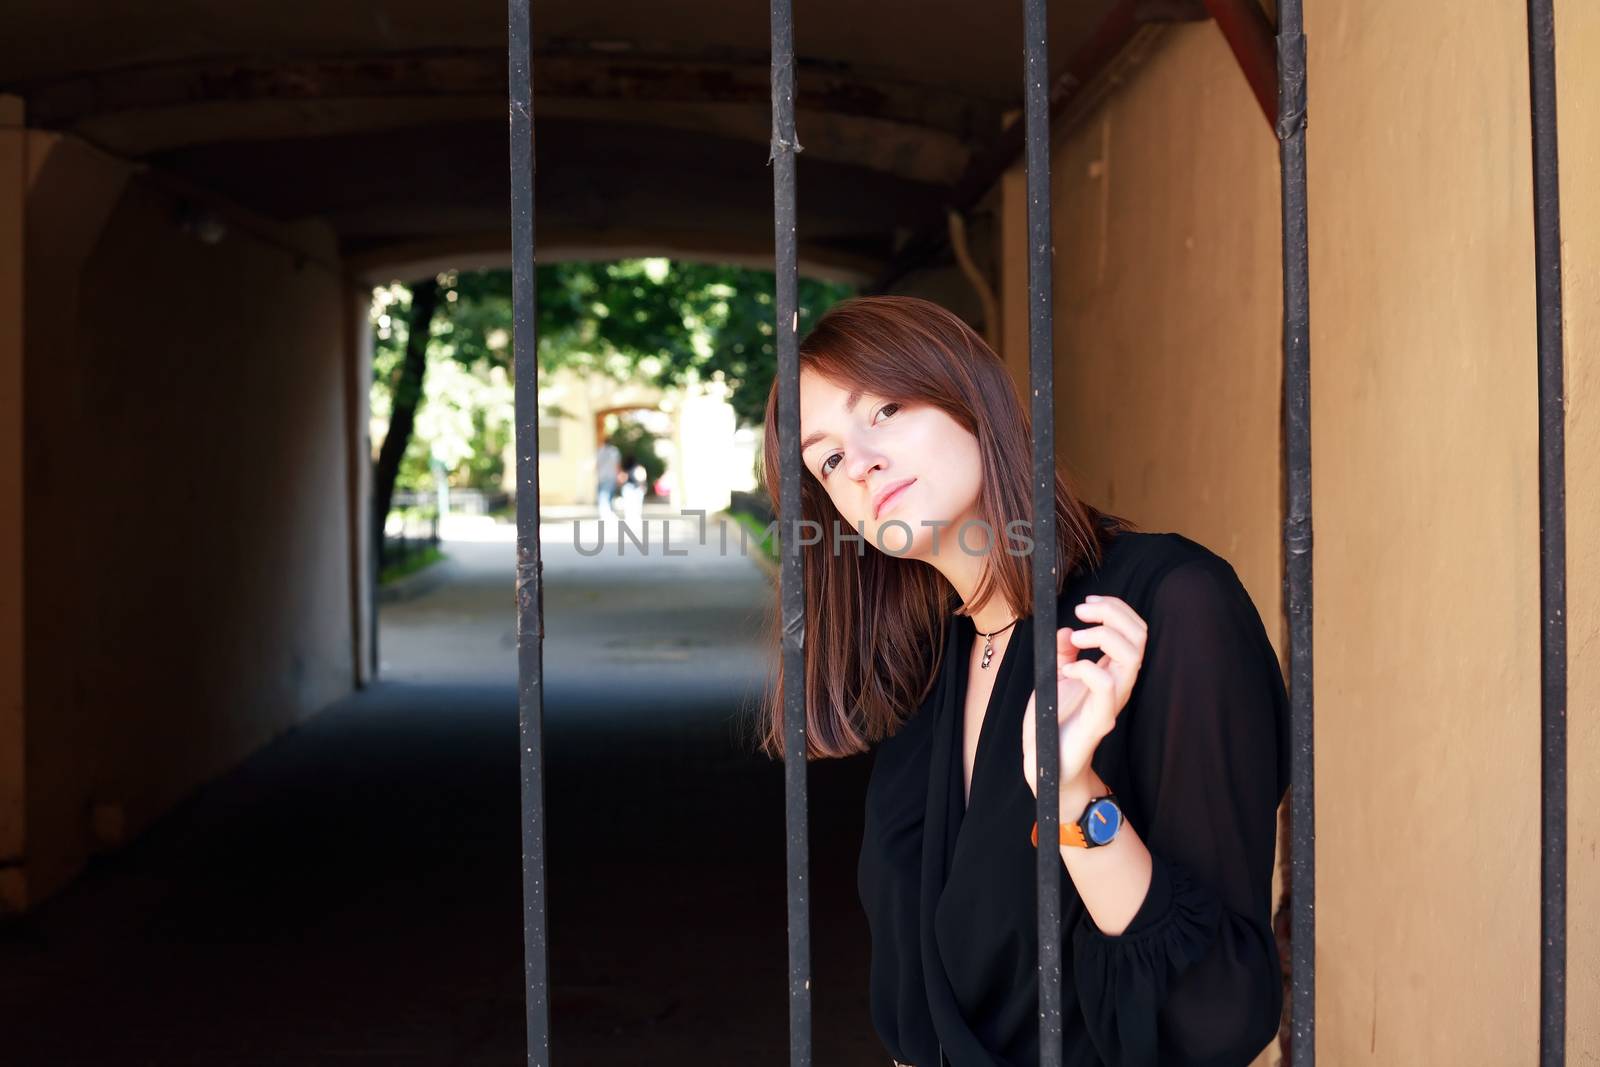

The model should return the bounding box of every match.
[973,617,1019,670]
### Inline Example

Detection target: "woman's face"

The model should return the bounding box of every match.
[797,368,983,559]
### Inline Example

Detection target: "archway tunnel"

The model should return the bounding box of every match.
[2,1,1597,1064]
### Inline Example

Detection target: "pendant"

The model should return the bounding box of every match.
[981,636,995,669]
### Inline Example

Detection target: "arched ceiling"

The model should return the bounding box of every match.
[0,0,1213,281]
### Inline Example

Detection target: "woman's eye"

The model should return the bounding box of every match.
[817,403,899,477]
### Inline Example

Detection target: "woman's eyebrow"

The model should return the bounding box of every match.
[800,389,863,453]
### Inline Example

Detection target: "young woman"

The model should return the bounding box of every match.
[759,296,1290,1067]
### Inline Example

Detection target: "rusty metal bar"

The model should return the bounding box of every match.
[769,0,813,1062]
[1020,1,1065,1064]
[1525,1,1568,1063]
[1274,0,1314,1062]
[507,0,551,1062]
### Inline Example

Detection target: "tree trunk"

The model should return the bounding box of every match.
[373,279,442,563]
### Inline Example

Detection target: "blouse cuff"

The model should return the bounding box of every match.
[1074,852,1222,950]
[1069,854,1230,1067]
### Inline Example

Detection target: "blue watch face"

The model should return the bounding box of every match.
[1083,798,1122,845]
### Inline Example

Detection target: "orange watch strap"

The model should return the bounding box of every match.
[1030,818,1088,848]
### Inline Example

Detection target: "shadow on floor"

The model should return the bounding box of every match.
[0,527,886,1064]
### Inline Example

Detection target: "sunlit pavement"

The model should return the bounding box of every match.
[0,514,881,1065]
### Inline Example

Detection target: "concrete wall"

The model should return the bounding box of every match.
[1556,2,1599,1061]
[344,288,375,687]
[18,131,360,906]
[997,6,1600,1061]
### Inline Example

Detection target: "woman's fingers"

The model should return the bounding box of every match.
[1070,598,1147,694]
[1061,657,1112,701]
[1022,655,1118,795]
[1073,596,1148,641]
[1023,598,1150,798]
[1059,659,1119,735]
[1055,625,1081,664]
[1064,623,1140,665]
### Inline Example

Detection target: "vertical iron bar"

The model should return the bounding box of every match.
[1021,2,1063,1064]
[768,1,812,1063]
[1275,2,1314,1064]
[1526,2,1568,1063]
[508,0,551,1062]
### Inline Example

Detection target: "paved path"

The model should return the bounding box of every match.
[0,514,882,1065]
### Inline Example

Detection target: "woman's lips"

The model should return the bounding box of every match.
[874,478,916,520]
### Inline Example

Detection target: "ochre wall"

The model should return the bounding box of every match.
[1001,23,1285,637]
[1305,0,1548,1060]
[20,132,358,906]
[1556,1,1599,1061]
[997,4,1600,1062]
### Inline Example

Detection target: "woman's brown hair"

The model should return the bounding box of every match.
[755,294,1131,759]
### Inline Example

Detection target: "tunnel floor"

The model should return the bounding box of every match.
[0,517,884,1065]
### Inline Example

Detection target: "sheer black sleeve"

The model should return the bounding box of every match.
[1071,557,1290,1066]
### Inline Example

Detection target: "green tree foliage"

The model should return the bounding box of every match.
[372,278,440,532]
[372,262,853,485]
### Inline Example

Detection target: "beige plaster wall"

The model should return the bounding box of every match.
[21,134,357,905]
[997,4,1600,1058]
[1555,2,1599,1061]
[1304,0,1544,1062]
[1000,23,1285,634]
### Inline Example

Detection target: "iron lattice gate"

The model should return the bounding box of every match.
[500,0,1570,1063]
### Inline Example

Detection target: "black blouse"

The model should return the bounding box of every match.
[857,526,1290,1067]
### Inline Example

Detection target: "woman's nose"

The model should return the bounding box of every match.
[843,448,885,483]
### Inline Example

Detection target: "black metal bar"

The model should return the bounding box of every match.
[768,0,812,1063]
[508,0,551,1062]
[1274,2,1313,1064]
[1020,1,1063,1064]
[1526,2,1568,1063]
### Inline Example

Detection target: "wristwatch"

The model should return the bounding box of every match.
[1030,792,1123,849]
